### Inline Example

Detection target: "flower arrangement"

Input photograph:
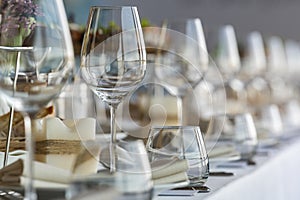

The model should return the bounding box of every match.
[0,0,41,46]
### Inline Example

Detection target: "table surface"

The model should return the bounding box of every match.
[2,129,300,200]
[155,129,300,200]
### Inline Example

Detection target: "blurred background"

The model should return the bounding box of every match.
[61,0,300,135]
[63,0,300,51]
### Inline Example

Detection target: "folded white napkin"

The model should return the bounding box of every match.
[150,158,189,185]
[0,156,72,187]
[208,145,236,158]
[0,116,98,188]
[0,146,98,187]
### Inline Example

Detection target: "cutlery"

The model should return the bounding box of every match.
[246,158,256,165]
[0,189,23,199]
[209,171,234,176]
[172,185,211,193]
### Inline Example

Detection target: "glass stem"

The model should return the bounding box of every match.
[109,104,118,173]
[177,96,183,126]
[23,112,37,200]
[3,107,14,167]
[177,96,186,159]
[4,51,21,167]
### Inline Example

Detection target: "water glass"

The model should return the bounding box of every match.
[232,113,258,160]
[205,113,258,160]
[146,126,209,186]
[66,139,153,200]
[254,104,283,138]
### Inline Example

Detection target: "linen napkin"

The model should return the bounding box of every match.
[100,146,189,185]
[0,141,99,187]
[208,144,236,158]
[151,158,189,185]
[0,158,72,186]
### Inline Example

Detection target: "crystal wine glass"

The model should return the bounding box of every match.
[0,0,74,199]
[81,6,146,172]
[242,31,271,109]
[266,36,294,105]
[215,25,247,114]
[216,25,241,80]
[154,18,208,125]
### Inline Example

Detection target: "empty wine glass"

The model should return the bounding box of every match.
[216,25,241,79]
[215,25,247,114]
[242,31,267,80]
[0,1,74,199]
[242,31,271,109]
[266,36,293,105]
[146,126,209,186]
[267,36,287,75]
[285,39,300,81]
[154,18,208,125]
[80,6,146,172]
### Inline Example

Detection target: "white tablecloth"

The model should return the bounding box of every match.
[156,134,300,200]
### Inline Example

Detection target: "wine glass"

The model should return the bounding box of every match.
[285,39,300,101]
[242,31,271,109]
[215,25,247,114]
[266,36,293,105]
[242,31,267,78]
[154,18,208,126]
[285,39,300,76]
[0,0,74,199]
[216,25,241,79]
[80,6,146,172]
[146,126,209,186]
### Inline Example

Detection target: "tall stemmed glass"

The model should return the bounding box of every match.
[81,6,146,172]
[266,36,293,105]
[155,18,208,125]
[242,31,270,110]
[215,25,246,114]
[216,25,241,80]
[0,0,74,199]
[243,31,267,78]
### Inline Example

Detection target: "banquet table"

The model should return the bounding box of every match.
[156,130,300,200]
[3,130,300,200]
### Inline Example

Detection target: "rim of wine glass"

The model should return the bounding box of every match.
[164,18,202,24]
[150,125,202,130]
[90,5,137,10]
[0,46,33,51]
